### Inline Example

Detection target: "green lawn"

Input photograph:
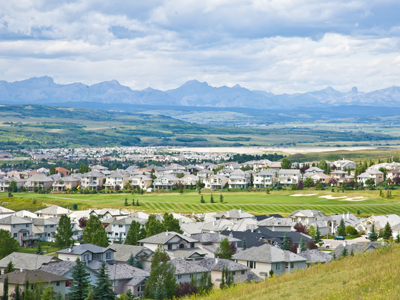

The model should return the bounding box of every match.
[2,189,400,216]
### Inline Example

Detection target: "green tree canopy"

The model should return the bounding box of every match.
[83,215,104,244]
[68,258,90,300]
[0,229,19,259]
[125,220,142,246]
[92,229,109,247]
[281,158,292,170]
[281,233,291,250]
[369,223,378,242]
[215,238,233,260]
[337,219,346,236]
[145,215,164,237]
[94,261,116,300]
[304,177,314,188]
[383,222,393,240]
[308,225,316,238]
[299,236,307,252]
[162,213,183,234]
[54,215,74,248]
[314,226,322,243]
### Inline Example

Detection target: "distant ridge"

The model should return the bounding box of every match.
[1,76,400,108]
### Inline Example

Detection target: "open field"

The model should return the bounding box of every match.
[2,189,400,216]
[196,244,400,300]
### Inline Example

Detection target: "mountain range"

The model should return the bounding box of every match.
[1,76,400,109]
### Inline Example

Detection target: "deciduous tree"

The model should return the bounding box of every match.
[0,229,19,259]
[125,220,141,246]
[54,215,74,248]
[215,238,233,259]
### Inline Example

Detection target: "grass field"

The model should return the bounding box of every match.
[195,244,400,300]
[2,189,400,216]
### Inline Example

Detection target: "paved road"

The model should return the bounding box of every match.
[321,236,370,249]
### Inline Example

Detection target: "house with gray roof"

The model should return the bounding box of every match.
[106,264,149,297]
[35,205,71,218]
[357,170,383,186]
[57,244,116,269]
[232,244,307,278]
[81,171,104,190]
[204,175,229,191]
[331,241,381,258]
[105,217,146,242]
[278,169,301,187]
[39,261,98,294]
[108,244,153,269]
[257,217,293,232]
[104,170,130,190]
[298,249,332,266]
[24,174,54,192]
[214,209,255,221]
[0,177,25,192]
[168,259,209,285]
[0,270,68,298]
[0,215,33,245]
[153,175,180,190]
[0,252,60,274]
[191,233,240,258]
[253,169,277,188]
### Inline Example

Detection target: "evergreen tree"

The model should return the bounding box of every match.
[308,225,316,238]
[83,215,104,244]
[132,198,135,206]
[94,261,116,300]
[92,228,109,247]
[396,233,400,244]
[162,213,183,234]
[215,238,233,259]
[41,286,53,300]
[84,286,94,300]
[23,279,31,300]
[144,246,178,300]
[350,249,354,256]
[281,233,291,250]
[145,215,164,237]
[68,258,90,300]
[136,199,139,206]
[200,195,205,203]
[220,194,223,203]
[368,223,378,242]
[341,247,348,258]
[242,238,247,250]
[357,210,360,215]
[126,253,143,269]
[139,227,146,240]
[337,219,346,236]
[210,194,214,203]
[125,289,134,300]
[198,272,213,295]
[54,215,74,248]
[5,261,13,273]
[36,242,42,255]
[220,266,233,289]
[383,221,393,240]
[125,220,141,246]
[281,158,292,169]
[3,276,9,300]
[314,226,322,243]
[124,198,128,206]
[299,236,307,252]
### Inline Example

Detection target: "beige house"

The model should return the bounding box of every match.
[253,169,277,188]
[104,170,130,190]
[52,174,82,191]
[81,171,104,190]
[228,169,249,189]
[278,169,301,187]
[232,244,307,279]
[35,205,71,218]
[179,174,200,187]
[204,175,228,191]
[0,177,25,192]
[24,174,54,192]
[289,210,327,225]
[153,175,180,190]
[0,270,68,298]
[128,175,153,190]
[357,170,384,186]
[0,216,33,245]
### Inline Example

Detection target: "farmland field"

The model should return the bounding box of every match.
[2,189,400,216]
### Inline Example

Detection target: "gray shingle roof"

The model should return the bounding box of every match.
[193,258,249,271]
[106,263,149,280]
[0,270,68,284]
[57,244,115,255]
[191,233,240,243]
[25,174,54,182]
[39,261,81,276]
[331,242,381,258]
[257,217,293,227]
[232,244,307,263]
[109,244,152,262]
[138,232,197,244]
[0,253,59,270]
[298,249,332,264]
[214,209,254,220]
[169,259,209,275]
[0,215,32,225]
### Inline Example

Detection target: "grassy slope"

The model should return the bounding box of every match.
[2,189,400,216]
[196,244,400,300]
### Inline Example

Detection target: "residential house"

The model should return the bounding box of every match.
[40,261,98,295]
[308,173,331,185]
[357,170,384,186]
[93,209,128,220]
[204,175,228,191]
[35,205,71,218]
[299,249,332,267]
[153,175,179,190]
[52,174,82,191]
[278,169,300,187]
[81,171,105,190]
[55,167,71,177]
[305,166,324,174]
[128,175,153,190]
[27,218,59,243]
[106,264,149,297]
[191,233,240,258]
[0,216,33,245]
[253,170,277,188]
[214,209,255,221]
[179,174,200,187]
[24,174,54,192]
[197,169,213,179]
[356,214,400,236]
[109,244,153,269]
[57,244,116,269]
[0,253,60,274]
[332,241,381,258]
[325,212,359,235]
[104,170,130,190]
[139,232,206,261]
[105,217,146,242]
[90,165,109,173]
[232,244,307,278]
[169,259,209,285]
[0,177,25,192]
[0,270,68,299]
[332,159,356,170]
[289,210,327,225]
[201,219,234,233]
[257,217,293,232]
[228,169,249,189]
[193,258,254,286]
[216,169,233,178]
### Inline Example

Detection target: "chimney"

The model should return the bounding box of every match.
[297,246,301,254]
[213,221,216,226]
[343,240,347,247]
[215,257,219,263]
[68,247,73,252]
[229,232,233,238]
[347,212,350,219]
[272,225,275,232]
[166,230,169,236]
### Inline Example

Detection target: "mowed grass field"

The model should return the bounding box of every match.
[2,189,400,216]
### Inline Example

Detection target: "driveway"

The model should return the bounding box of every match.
[321,236,370,249]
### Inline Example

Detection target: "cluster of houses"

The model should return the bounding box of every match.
[1,157,397,193]
[0,204,398,298]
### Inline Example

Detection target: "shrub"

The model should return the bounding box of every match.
[315,183,325,190]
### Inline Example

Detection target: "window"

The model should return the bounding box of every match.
[119,225,123,228]
[93,254,101,260]
[56,282,60,287]
[50,225,54,228]
[179,244,185,249]
[168,244,172,250]
[285,263,289,269]
[190,243,195,248]
[13,225,16,228]
[23,232,27,237]
[178,275,182,279]
[26,224,29,228]
[115,280,119,286]
[247,261,256,269]
[276,263,281,270]
[241,270,245,275]
[83,254,90,261]
[106,252,111,259]
[13,233,17,238]
[232,271,236,276]
[290,262,294,269]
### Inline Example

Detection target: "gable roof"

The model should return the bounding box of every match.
[232,244,307,263]
[108,244,153,262]
[0,270,68,284]
[57,244,115,255]
[331,242,381,258]
[35,205,71,215]
[25,174,54,182]
[289,210,326,218]
[0,215,32,225]
[214,209,254,220]
[106,263,149,280]
[191,233,240,243]
[138,231,197,244]
[257,217,293,227]
[39,261,94,276]
[193,257,249,271]
[299,249,332,264]
[169,259,209,275]
[0,253,60,270]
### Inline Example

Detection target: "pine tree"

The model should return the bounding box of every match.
[220,194,223,203]
[5,261,13,273]
[350,249,354,256]
[144,215,163,238]
[314,226,322,243]
[368,223,378,242]
[36,242,42,255]
[125,289,134,300]
[68,258,90,300]
[337,218,346,236]
[341,247,348,258]
[126,253,143,269]
[396,233,400,244]
[299,236,307,252]
[200,195,205,203]
[23,279,31,300]
[125,220,141,246]
[210,194,214,203]
[383,221,393,240]
[83,215,104,244]
[215,238,233,259]
[136,199,139,206]
[94,261,116,300]
[242,238,247,250]
[3,276,9,300]
[282,233,291,250]
[125,198,128,206]
[132,198,135,206]
[54,215,74,248]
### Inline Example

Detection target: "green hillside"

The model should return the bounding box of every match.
[197,244,400,300]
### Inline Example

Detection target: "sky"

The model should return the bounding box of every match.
[1,0,400,94]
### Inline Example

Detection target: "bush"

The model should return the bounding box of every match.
[345,226,358,236]
[291,184,297,190]
[315,183,325,190]
[307,240,318,250]
[175,282,198,298]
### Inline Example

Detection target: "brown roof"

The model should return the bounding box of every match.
[0,270,68,284]
[55,167,70,173]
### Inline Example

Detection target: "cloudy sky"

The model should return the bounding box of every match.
[1,0,400,93]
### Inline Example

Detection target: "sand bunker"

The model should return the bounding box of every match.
[291,194,317,197]
[319,195,347,199]
[339,197,368,202]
